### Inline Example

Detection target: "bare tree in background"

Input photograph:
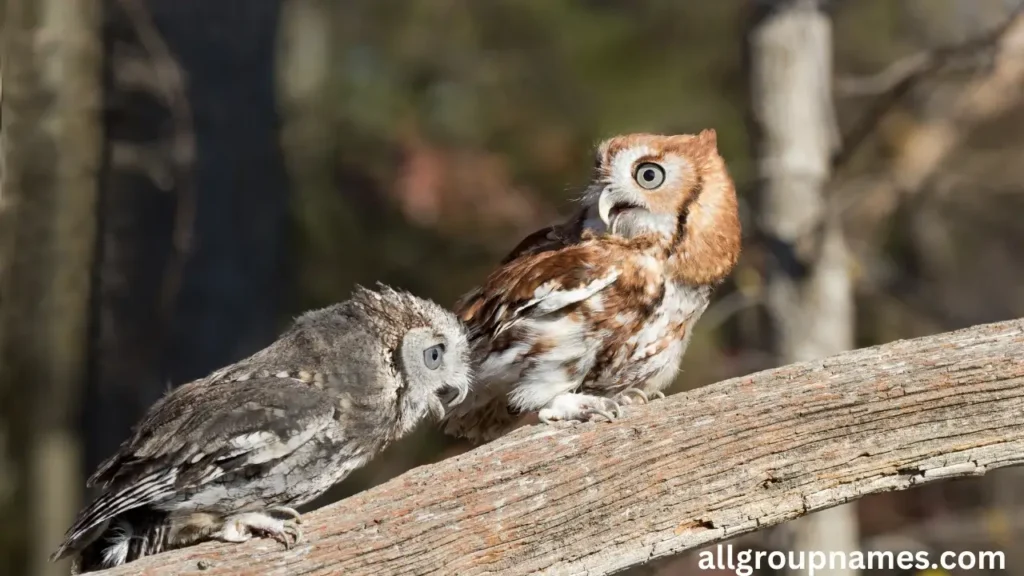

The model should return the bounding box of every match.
[839,3,1024,572]
[0,17,8,576]
[85,0,290,475]
[748,1,858,574]
[1,0,291,572]
[0,1,103,575]
[85,0,199,479]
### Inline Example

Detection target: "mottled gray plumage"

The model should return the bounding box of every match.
[52,285,472,572]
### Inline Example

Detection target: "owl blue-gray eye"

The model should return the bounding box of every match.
[634,162,665,190]
[423,344,445,370]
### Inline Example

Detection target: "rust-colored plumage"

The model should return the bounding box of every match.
[444,130,741,442]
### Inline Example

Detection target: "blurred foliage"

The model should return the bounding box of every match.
[288,0,750,314]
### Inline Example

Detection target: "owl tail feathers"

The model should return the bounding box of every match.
[61,508,172,574]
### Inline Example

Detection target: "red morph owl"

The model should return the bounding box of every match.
[443,130,741,442]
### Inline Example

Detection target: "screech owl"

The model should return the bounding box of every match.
[52,285,472,572]
[443,130,741,442]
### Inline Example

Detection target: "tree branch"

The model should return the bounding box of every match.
[94,319,1024,576]
[113,0,198,336]
[831,4,1024,175]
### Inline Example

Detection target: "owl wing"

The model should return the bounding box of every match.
[448,239,648,442]
[498,225,564,264]
[457,240,624,338]
[52,377,336,560]
[497,208,589,264]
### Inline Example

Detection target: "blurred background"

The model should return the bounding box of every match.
[2,0,1023,575]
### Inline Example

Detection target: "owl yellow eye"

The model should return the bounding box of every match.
[634,162,665,190]
[423,344,445,370]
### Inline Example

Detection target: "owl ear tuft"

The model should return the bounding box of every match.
[697,128,717,149]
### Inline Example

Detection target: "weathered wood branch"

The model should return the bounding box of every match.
[96,319,1024,576]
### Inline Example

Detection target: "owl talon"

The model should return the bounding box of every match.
[616,389,650,405]
[267,506,303,524]
[650,391,666,401]
[537,393,623,424]
[214,512,303,550]
[277,522,303,548]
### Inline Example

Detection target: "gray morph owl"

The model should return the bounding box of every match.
[443,131,741,442]
[52,285,472,572]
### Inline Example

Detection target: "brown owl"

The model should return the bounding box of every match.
[443,130,741,442]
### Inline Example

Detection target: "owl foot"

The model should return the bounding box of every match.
[538,393,622,424]
[213,511,303,549]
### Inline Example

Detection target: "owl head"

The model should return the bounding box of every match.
[582,129,728,242]
[349,285,473,426]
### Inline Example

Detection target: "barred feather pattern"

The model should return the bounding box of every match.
[71,508,172,574]
[52,285,473,571]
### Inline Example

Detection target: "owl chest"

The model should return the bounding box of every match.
[585,281,710,390]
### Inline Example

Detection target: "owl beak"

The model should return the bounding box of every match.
[435,382,468,415]
[429,380,467,421]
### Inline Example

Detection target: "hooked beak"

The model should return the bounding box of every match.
[597,187,644,230]
[431,380,469,420]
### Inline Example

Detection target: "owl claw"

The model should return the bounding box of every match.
[538,393,622,424]
[616,389,667,405]
[616,389,650,405]
[214,512,303,549]
[278,522,303,549]
[589,407,617,422]
[267,506,303,524]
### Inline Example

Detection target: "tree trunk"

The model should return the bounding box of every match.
[0,1,103,575]
[91,317,1024,576]
[748,1,857,574]
[85,0,290,475]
